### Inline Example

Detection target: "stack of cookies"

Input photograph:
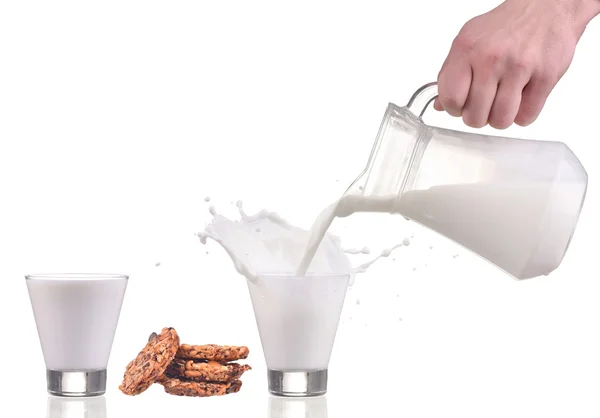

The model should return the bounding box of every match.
[119,327,251,397]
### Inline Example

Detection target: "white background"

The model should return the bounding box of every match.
[1,0,599,417]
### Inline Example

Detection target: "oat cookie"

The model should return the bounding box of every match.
[119,327,180,396]
[160,377,243,397]
[176,344,249,362]
[166,358,251,382]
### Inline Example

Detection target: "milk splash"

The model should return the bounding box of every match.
[197,201,409,285]
[295,194,397,275]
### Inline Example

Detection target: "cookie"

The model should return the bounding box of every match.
[176,344,249,362]
[119,327,180,396]
[160,377,243,397]
[166,358,251,382]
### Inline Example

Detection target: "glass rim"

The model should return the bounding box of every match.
[25,273,129,281]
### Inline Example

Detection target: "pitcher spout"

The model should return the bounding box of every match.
[341,103,429,217]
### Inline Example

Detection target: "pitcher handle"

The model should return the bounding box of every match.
[406,82,438,118]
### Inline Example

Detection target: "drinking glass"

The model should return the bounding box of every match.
[25,273,128,397]
[247,273,349,397]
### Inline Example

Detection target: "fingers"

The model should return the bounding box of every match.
[436,35,558,127]
[515,75,554,126]
[488,73,529,129]
[462,70,498,128]
[437,50,472,117]
[437,54,539,129]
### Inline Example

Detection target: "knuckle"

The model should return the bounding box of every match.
[489,117,511,130]
[438,95,463,116]
[437,84,465,115]
[453,31,475,52]
[462,113,486,129]
[439,94,458,108]
[489,101,512,129]
[515,104,539,127]
[515,116,533,127]
[483,49,503,67]
[536,71,557,89]
[470,45,503,75]
[510,55,534,75]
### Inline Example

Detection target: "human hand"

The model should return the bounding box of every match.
[434,0,600,129]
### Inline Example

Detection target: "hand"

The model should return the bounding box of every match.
[434,0,600,129]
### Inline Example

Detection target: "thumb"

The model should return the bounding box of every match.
[433,97,443,111]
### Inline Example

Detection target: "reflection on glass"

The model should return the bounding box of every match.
[268,395,327,418]
[47,396,107,418]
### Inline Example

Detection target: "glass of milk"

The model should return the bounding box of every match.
[25,273,129,397]
[247,272,350,397]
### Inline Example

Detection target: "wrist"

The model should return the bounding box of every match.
[555,0,600,35]
[505,0,600,37]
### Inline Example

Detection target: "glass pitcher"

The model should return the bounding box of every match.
[341,82,588,280]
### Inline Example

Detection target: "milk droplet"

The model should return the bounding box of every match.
[205,251,209,255]
[155,262,161,267]
[355,299,361,305]
[429,245,433,250]
[358,186,364,191]
[208,205,217,216]
[255,228,262,232]
[343,246,370,255]
[197,232,208,244]
[204,196,211,202]
[236,200,243,208]
[402,237,410,246]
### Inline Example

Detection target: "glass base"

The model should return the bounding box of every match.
[47,370,107,397]
[268,369,327,397]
